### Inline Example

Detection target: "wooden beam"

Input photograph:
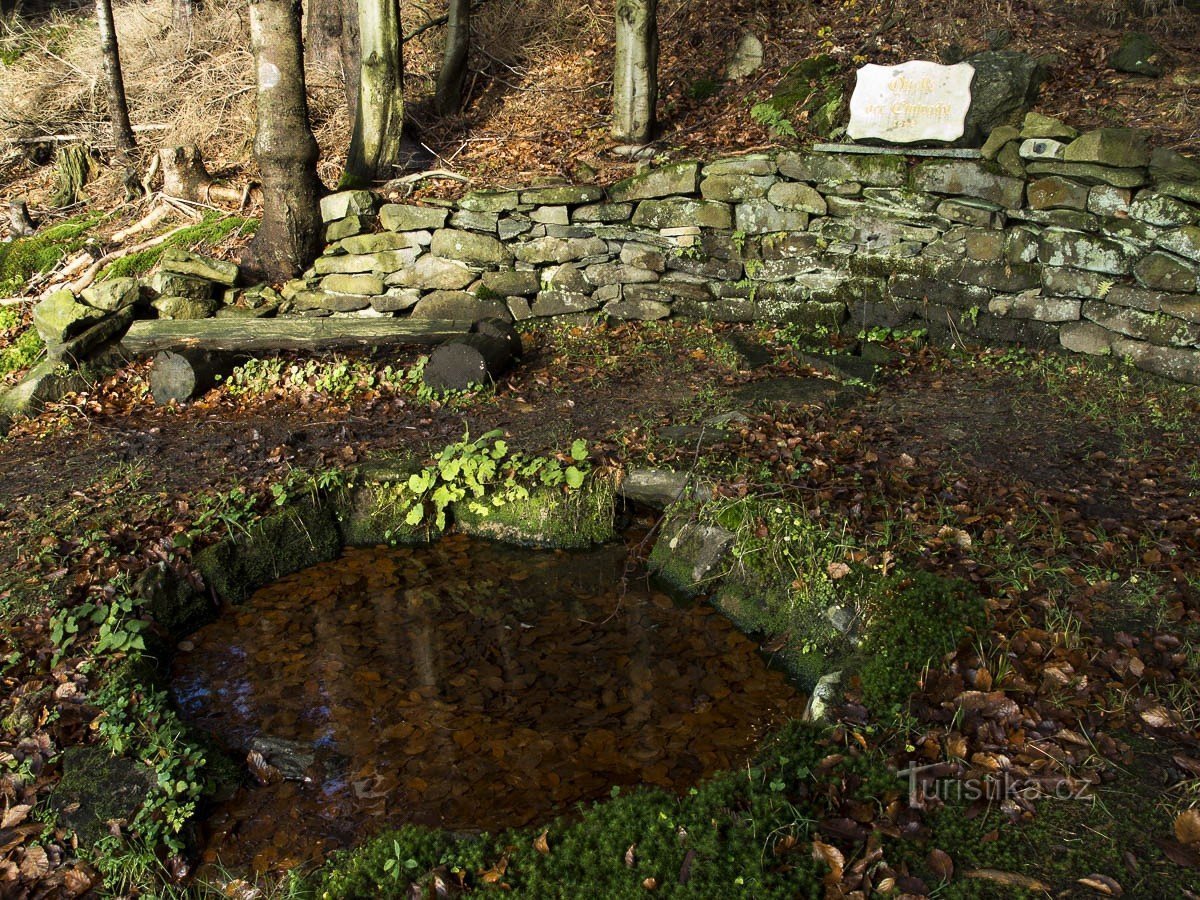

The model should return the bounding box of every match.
[121,317,472,355]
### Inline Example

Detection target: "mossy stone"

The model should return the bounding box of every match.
[451,477,616,549]
[49,746,154,848]
[193,498,341,604]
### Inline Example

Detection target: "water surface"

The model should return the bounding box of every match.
[171,534,807,873]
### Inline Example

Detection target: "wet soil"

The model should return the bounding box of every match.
[171,534,807,874]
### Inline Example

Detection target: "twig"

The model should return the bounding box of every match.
[111,203,173,244]
[57,221,201,296]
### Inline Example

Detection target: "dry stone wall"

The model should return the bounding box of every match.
[294,123,1200,384]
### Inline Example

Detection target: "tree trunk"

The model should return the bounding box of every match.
[243,0,324,284]
[8,201,36,238]
[434,0,470,116]
[96,0,137,162]
[611,0,658,144]
[122,317,470,354]
[423,332,514,392]
[341,0,362,120]
[344,0,404,184]
[159,145,246,205]
[173,0,198,33]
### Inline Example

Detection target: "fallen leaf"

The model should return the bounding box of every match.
[642,877,657,890]
[19,844,48,880]
[812,840,845,883]
[827,561,851,580]
[963,869,1052,891]
[534,830,550,855]
[928,848,954,882]
[1177,810,1200,846]
[1140,704,1175,729]
[1,804,31,829]
[1078,873,1123,895]
[624,843,637,868]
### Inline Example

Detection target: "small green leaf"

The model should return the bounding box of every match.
[564,466,585,490]
[405,504,424,526]
[570,439,588,462]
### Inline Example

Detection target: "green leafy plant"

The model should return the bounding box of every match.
[395,430,591,531]
[750,101,798,138]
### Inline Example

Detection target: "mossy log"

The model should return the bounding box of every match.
[121,317,470,354]
[423,331,514,392]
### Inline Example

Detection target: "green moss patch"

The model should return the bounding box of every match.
[452,476,617,549]
[192,497,341,605]
[0,213,103,295]
[99,214,256,281]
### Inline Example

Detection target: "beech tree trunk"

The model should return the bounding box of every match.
[434,0,470,116]
[612,0,658,144]
[345,0,404,184]
[243,0,323,283]
[159,145,245,205]
[96,0,137,161]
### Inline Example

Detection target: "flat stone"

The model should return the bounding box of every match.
[1157,226,1200,262]
[1106,286,1172,312]
[152,295,218,319]
[33,290,106,345]
[320,190,376,222]
[1129,192,1198,227]
[619,469,691,508]
[890,272,991,307]
[572,202,634,224]
[1149,148,1200,184]
[337,231,420,255]
[481,269,540,296]
[981,125,1021,160]
[519,185,605,206]
[498,215,534,241]
[1162,297,1200,324]
[291,291,372,313]
[410,291,509,322]
[734,201,808,234]
[459,190,522,213]
[1025,160,1148,188]
[326,215,366,242]
[313,248,419,275]
[431,229,512,267]
[1041,266,1117,299]
[584,263,658,286]
[632,199,733,230]
[988,290,1081,321]
[530,290,600,317]
[1084,300,1200,347]
[1112,338,1200,385]
[321,273,384,295]
[1037,228,1137,274]
[408,255,476,290]
[766,181,828,214]
[936,197,1004,227]
[608,163,700,202]
[371,289,419,313]
[81,277,140,311]
[513,236,609,265]
[621,244,666,271]
[1134,251,1199,292]
[1021,112,1077,141]
[1088,185,1133,217]
[1060,320,1116,355]
[912,160,1025,207]
[604,299,671,320]
[530,206,570,226]
[160,248,238,285]
[1158,182,1200,205]
[379,204,449,232]
[777,151,907,187]
[648,511,735,599]
[0,359,87,418]
[48,746,155,848]
[449,209,500,232]
[1026,176,1089,211]
[625,282,714,304]
[700,174,775,202]
[846,60,974,143]
[1064,128,1150,168]
[1018,138,1066,161]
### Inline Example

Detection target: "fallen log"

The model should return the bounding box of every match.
[121,317,471,355]
[423,331,514,392]
[150,349,246,404]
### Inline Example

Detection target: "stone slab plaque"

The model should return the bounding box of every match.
[847,61,975,143]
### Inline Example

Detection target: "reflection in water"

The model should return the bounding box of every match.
[171,534,808,875]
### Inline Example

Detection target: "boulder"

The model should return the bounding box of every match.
[726,33,764,79]
[320,190,375,222]
[608,163,700,202]
[1109,32,1163,78]
[33,290,106,345]
[1060,320,1116,355]
[961,51,1047,145]
[49,747,154,848]
[81,277,140,311]
[410,291,509,322]
[148,270,214,302]
[1020,112,1077,141]
[430,229,512,267]
[379,203,449,232]
[1063,128,1150,169]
